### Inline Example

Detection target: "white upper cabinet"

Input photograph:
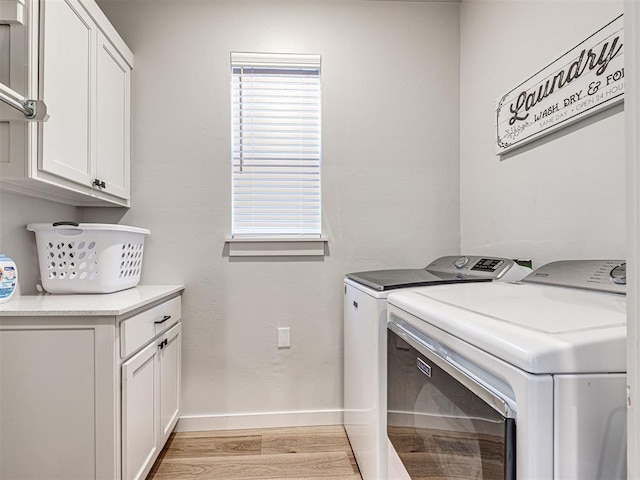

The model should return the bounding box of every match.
[0,0,133,207]
[95,30,131,200]
[39,0,93,188]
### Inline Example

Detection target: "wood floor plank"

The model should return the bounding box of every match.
[275,476,362,480]
[173,425,344,439]
[261,430,361,475]
[161,434,262,458]
[148,451,356,479]
[147,425,362,480]
[261,432,353,454]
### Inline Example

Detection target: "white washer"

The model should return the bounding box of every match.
[344,256,530,480]
[386,260,626,480]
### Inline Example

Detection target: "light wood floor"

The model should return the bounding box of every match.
[147,425,363,480]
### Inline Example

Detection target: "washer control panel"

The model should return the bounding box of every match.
[453,256,469,269]
[471,258,507,272]
[426,256,516,280]
[610,263,626,285]
[522,260,626,294]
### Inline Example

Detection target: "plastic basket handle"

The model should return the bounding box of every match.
[52,221,84,237]
[52,221,80,227]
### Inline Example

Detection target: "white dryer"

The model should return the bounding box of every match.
[344,256,530,480]
[386,260,626,480]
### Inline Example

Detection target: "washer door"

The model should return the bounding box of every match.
[387,323,515,480]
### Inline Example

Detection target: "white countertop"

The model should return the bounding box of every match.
[0,285,185,317]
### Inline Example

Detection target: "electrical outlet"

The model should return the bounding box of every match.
[277,327,290,348]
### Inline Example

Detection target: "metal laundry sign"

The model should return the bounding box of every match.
[495,15,624,155]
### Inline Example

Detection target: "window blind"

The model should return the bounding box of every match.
[231,52,322,238]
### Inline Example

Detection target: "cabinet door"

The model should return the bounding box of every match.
[159,322,181,445]
[39,0,94,187]
[122,340,159,480]
[0,323,117,480]
[95,31,130,200]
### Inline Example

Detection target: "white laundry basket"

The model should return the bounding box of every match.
[27,222,151,294]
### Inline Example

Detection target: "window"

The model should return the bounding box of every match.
[231,52,322,238]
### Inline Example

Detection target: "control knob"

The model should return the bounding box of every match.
[610,263,626,285]
[454,256,469,269]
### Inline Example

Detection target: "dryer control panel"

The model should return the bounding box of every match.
[522,260,626,294]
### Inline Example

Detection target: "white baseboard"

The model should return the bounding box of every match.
[176,409,344,432]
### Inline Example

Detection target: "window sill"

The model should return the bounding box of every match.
[225,236,328,257]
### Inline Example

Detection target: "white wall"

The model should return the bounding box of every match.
[460,0,625,267]
[0,191,79,295]
[90,0,461,427]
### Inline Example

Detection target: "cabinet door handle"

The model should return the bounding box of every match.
[92,179,106,188]
[154,315,171,325]
[158,338,168,349]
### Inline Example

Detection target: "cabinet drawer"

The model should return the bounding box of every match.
[120,297,181,358]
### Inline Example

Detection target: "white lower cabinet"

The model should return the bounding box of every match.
[0,290,182,480]
[0,320,118,480]
[122,322,181,480]
[123,340,160,480]
[159,324,181,444]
